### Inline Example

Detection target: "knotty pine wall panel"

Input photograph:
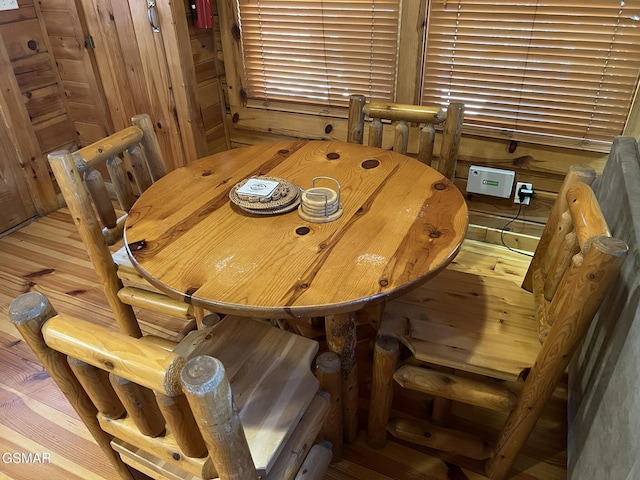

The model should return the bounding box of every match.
[0,0,35,22]
[0,2,75,154]
[1,18,44,58]
[0,0,71,214]
[23,84,67,124]
[186,1,229,153]
[13,53,58,91]
[38,0,111,147]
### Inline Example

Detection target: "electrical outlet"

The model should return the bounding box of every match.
[514,182,533,205]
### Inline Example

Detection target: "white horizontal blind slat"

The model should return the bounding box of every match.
[238,0,400,108]
[421,0,640,151]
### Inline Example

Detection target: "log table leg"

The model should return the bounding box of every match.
[325,312,358,442]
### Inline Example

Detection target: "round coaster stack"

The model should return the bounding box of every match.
[229,176,301,215]
[298,186,343,223]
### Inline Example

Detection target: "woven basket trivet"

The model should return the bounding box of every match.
[239,194,301,215]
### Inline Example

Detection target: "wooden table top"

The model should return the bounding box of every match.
[125,140,468,319]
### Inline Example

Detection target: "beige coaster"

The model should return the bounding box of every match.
[298,205,343,223]
[230,176,300,211]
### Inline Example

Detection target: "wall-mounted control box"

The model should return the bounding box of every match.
[466,166,515,198]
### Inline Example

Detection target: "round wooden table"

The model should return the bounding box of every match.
[125,140,468,316]
[125,140,468,441]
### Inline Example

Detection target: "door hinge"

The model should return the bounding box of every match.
[85,35,95,49]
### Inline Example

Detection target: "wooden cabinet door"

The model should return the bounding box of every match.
[76,0,207,170]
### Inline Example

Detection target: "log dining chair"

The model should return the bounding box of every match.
[367,164,628,479]
[48,114,199,338]
[346,94,465,181]
[9,291,333,480]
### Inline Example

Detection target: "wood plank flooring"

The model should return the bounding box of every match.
[0,209,567,480]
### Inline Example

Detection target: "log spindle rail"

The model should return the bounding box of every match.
[394,120,409,154]
[106,155,137,211]
[49,150,142,338]
[127,144,154,193]
[387,417,493,460]
[109,374,166,437]
[370,118,383,147]
[315,351,343,461]
[367,335,400,448]
[67,357,126,419]
[543,212,577,302]
[523,164,597,292]
[41,316,186,394]
[155,393,208,458]
[437,102,465,181]
[347,94,365,144]
[430,371,453,427]
[393,366,518,413]
[83,165,119,229]
[534,180,613,340]
[131,113,167,182]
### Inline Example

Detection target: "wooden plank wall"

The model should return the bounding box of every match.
[0,0,66,214]
[39,0,112,147]
[0,3,76,155]
[0,0,231,233]
[77,0,189,170]
[185,0,229,154]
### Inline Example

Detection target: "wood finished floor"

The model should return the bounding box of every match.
[0,210,567,480]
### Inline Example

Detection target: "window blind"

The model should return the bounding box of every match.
[422,1,640,150]
[237,0,400,109]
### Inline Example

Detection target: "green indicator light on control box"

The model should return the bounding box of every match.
[483,180,500,187]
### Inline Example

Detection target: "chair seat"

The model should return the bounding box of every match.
[111,246,197,321]
[112,245,161,291]
[381,241,540,382]
[179,316,322,475]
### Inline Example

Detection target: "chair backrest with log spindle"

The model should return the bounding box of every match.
[346,94,465,181]
[368,163,629,480]
[9,292,332,480]
[47,114,196,338]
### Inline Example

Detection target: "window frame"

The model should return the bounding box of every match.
[217,0,640,153]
